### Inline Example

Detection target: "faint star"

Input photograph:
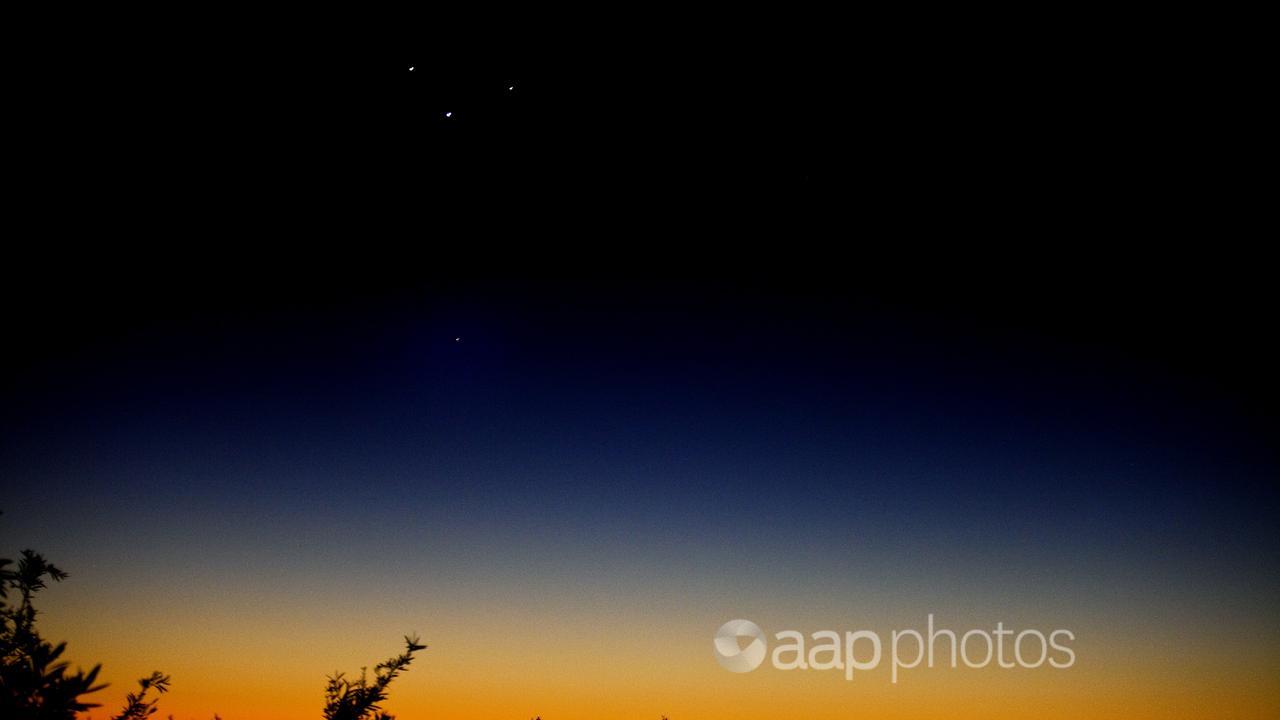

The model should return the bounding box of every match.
[455,337,463,343]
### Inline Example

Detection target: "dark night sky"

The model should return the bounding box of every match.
[6,24,1276,547]
[7,24,1274,537]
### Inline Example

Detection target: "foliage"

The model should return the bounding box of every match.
[322,635,427,720]
[0,545,107,719]
[6,511,663,719]
[111,671,171,720]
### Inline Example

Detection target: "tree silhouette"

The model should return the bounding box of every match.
[1,544,107,719]
[5,516,670,719]
[322,635,426,720]
[2,528,427,720]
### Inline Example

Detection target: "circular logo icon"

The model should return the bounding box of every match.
[714,619,768,673]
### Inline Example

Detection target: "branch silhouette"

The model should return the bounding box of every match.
[322,635,427,720]
[111,671,171,720]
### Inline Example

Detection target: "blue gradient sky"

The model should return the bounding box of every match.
[2,274,1277,718]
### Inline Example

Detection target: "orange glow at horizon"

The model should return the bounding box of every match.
[40,577,1280,720]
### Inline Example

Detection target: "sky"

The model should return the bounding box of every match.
[3,37,1278,720]
[3,271,1277,719]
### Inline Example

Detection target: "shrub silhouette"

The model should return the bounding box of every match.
[1,545,107,719]
[322,635,426,720]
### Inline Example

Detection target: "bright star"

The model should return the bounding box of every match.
[444,112,453,118]
[409,66,415,71]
